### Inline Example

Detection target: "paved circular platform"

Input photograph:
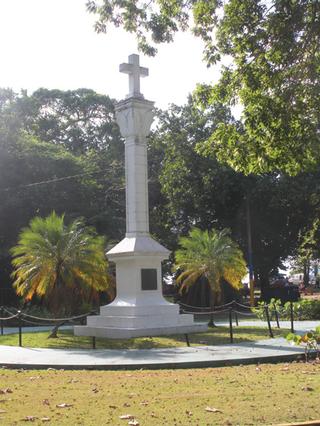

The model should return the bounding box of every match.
[0,320,318,370]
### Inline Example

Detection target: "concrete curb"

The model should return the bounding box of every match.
[0,352,307,371]
[0,338,312,371]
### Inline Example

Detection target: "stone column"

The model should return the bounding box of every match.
[115,98,154,237]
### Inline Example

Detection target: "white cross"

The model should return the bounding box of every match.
[119,54,149,99]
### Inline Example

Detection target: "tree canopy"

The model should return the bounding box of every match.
[1,82,320,307]
[88,0,320,175]
[149,96,320,291]
[0,88,124,304]
[0,88,125,248]
[17,88,120,155]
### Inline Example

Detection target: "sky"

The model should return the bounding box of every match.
[0,0,218,109]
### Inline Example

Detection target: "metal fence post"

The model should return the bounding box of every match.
[88,310,97,349]
[273,303,280,328]
[185,334,190,347]
[0,307,3,336]
[18,310,22,347]
[229,307,234,343]
[233,302,239,326]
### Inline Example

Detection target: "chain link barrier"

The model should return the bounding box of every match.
[178,299,281,341]
[0,299,292,347]
[0,306,98,348]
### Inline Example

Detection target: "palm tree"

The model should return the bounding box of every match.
[175,227,247,326]
[11,212,111,335]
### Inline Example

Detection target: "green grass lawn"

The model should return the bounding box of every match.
[0,362,319,425]
[0,326,288,349]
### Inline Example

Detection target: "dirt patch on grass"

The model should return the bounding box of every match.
[0,361,319,425]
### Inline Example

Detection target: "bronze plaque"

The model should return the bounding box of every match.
[141,268,157,290]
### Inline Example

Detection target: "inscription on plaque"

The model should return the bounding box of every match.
[141,268,157,290]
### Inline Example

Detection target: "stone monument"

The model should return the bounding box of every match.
[74,54,207,338]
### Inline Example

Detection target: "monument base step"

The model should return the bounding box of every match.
[100,303,179,317]
[86,313,194,328]
[74,322,208,339]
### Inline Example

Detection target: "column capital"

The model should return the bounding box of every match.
[115,98,154,140]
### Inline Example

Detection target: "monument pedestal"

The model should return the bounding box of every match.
[74,235,207,338]
[74,54,207,339]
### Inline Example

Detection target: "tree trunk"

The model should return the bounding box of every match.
[258,269,270,301]
[48,321,66,338]
[208,288,216,327]
[303,260,310,287]
[200,276,208,307]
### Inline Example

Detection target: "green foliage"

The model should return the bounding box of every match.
[295,219,319,262]
[202,0,320,175]
[0,87,126,304]
[253,302,265,320]
[286,300,320,321]
[11,212,111,315]
[255,298,320,321]
[87,0,193,56]
[253,298,281,321]
[86,0,221,57]
[17,88,120,155]
[0,132,96,250]
[150,98,320,290]
[175,227,246,305]
[149,98,240,238]
[18,304,52,318]
[293,219,320,285]
[287,325,320,360]
[91,1,320,175]
[14,88,126,239]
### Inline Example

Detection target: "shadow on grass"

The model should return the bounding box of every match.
[0,326,289,350]
[187,326,287,346]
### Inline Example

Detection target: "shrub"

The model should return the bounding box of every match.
[255,299,320,321]
[287,325,320,361]
[253,298,282,321]
[282,299,320,320]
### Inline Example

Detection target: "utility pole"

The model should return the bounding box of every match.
[246,194,255,306]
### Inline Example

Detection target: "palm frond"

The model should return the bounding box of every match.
[175,227,247,295]
[11,212,111,314]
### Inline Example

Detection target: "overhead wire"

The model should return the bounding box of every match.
[0,166,124,195]
[0,170,102,193]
